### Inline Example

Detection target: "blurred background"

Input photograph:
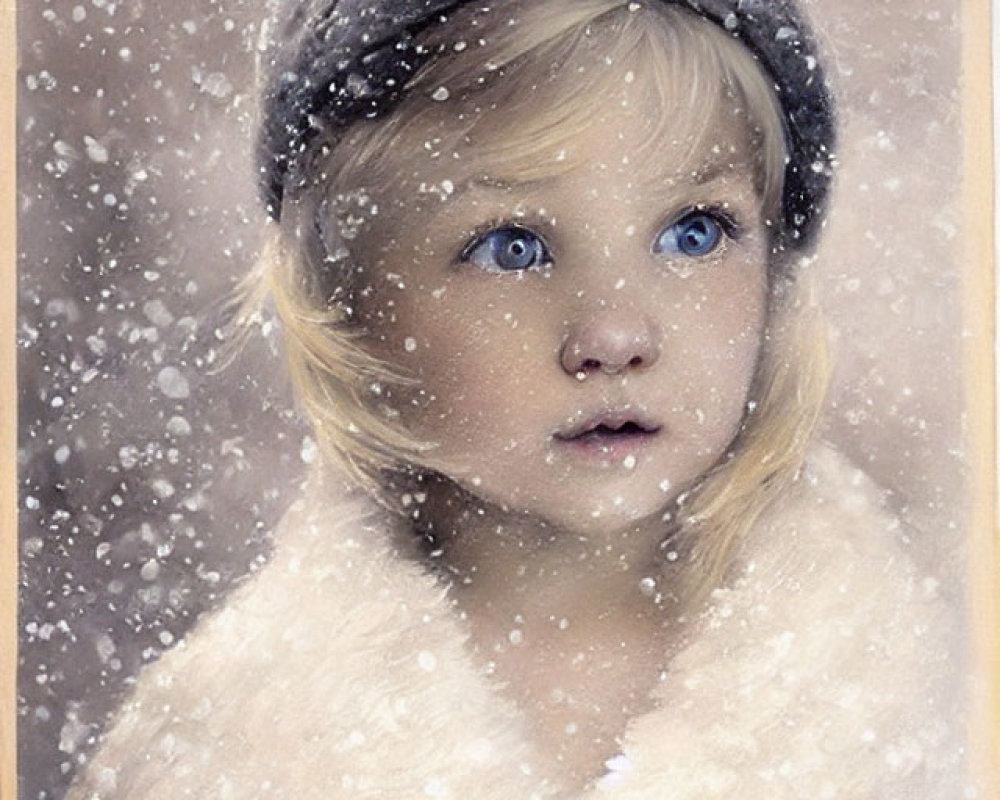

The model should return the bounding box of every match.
[16,0,968,797]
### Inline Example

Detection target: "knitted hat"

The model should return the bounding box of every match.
[257,0,836,249]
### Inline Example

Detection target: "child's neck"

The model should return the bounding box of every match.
[413,477,687,789]
[417,475,680,613]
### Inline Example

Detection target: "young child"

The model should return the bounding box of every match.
[69,0,967,796]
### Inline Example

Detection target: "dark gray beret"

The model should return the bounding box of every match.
[257,0,836,250]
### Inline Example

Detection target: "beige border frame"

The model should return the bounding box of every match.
[0,2,995,797]
[966,0,999,791]
[3,1,17,798]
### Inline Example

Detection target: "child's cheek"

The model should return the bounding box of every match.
[363,278,553,441]
[664,270,768,425]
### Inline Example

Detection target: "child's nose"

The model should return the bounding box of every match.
[559,312,661,377]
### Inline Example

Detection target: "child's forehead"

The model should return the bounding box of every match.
[376,96,757,202]
[321,5,785,217]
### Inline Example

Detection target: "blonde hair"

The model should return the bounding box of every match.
[249,0,829,606]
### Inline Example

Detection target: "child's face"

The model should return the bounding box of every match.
[351,88,769,536]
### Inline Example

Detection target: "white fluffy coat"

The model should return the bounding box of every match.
[68,443,970,798]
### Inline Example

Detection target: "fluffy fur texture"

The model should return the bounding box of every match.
[68,443,969,799]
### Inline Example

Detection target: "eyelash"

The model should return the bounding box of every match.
[652,205,741,258]
[688,205,741,240]
[458,215,555,273]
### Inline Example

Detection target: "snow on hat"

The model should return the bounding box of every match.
[256,0,836,250]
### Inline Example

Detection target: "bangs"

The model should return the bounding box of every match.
[322,0,786,223]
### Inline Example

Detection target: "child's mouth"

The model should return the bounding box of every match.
[554,415,661,461]
[575,421,655,441]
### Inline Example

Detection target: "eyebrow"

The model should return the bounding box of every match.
[690,158,739,186]
[456,159,744,205]
[464,158,742,193]
[468,173,558,193]
[430,173,563,208]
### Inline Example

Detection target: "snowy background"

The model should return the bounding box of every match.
[16,1,967,798]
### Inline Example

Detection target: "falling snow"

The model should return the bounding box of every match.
[16,1,972,798]
[156,366,190,399]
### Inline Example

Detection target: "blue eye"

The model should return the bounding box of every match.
[461,225,551,272]
[654,211,726,257]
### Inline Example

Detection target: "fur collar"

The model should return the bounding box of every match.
[69,443,969,799]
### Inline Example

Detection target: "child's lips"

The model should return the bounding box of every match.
[561,428,659,460]
[553,414,662,461]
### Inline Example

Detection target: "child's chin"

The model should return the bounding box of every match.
[534,496,669,537]
[451,475,672,536]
